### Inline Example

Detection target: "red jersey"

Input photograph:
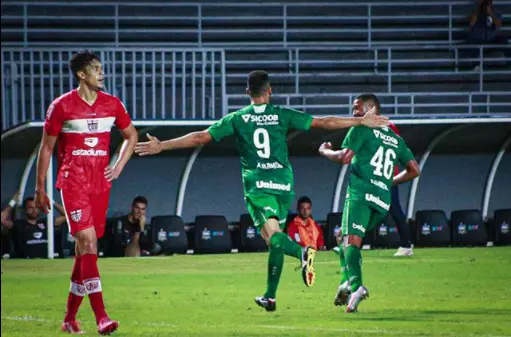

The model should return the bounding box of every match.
[44,89,132,193]
[388,122,400,176]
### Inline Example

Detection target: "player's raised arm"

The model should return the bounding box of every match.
[135,130,213,156]
[310,109,389,130]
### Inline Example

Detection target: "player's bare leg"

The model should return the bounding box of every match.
[75,226,118,335]
[344,235,369,313]
[61,243,86,334]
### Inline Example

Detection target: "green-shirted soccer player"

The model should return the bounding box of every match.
[319,94,421,313]
[135,71,388,311]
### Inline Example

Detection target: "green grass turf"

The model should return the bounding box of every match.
[1,247,511,337]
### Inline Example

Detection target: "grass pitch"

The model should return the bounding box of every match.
[2,247,511,337]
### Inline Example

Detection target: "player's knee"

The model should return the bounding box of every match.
[347,235,363,248]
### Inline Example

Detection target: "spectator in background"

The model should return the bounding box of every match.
[468,0,509,69]
[1,191,67,258]
[287,196,325,251]
[115,196,152,257]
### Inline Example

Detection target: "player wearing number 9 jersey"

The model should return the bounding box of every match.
[135,71,389,312]
[319,94,420,313]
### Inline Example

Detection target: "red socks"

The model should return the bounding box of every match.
[64,256,85,322]
[81,254,108,324]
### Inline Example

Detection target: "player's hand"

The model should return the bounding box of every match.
[135,133,162,156]
[361,112,389,128]
[318,142,333,156]
[104,165,121,182]
[35,190,51,214]
[139,215,146,231]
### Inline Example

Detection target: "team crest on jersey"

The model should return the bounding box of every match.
[37,222,46,230]
[87,119,99,132]
[70,210,82,222]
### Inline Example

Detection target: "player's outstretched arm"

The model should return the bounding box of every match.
[135,130,213,156]
[310,110,389,130]
[393,160,421,186]
[318,142,355,165]
[35,132,58,214]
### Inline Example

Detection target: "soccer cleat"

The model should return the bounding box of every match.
[61,321,85,334]
[255,296,276,312]
[301,246,316,287]
[345,286,369,313]
[334,281,351,307]
[97,317,119,335]
[393,247,413,257]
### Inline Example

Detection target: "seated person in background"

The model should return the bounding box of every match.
[287,196,325,251]
[468,0,509,68]
[1,192,66,258]
[115,196,152,257]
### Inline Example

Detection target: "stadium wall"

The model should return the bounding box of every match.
[2,154,510,222]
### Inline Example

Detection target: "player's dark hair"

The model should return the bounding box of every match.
[69,50,100,80]
[132,196,148,207]
[247,70,270,97]
[356,93,381,114]
[23,197,35,209]
[297,196,312,208]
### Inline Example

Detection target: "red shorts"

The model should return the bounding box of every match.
[61,188,110,238]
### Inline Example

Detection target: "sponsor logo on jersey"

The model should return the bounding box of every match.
[84,137,99,147]
[370,179,389,190]
[242,114,279,126]
[352,223,366,233]
[72,149,107,156]
[33,232,43,239]
[70,209,82,222]
[365,193,390,210]
[373,130,398,148]
[87,119,99,132]
[257,162,284,170]
[256,180,291,192]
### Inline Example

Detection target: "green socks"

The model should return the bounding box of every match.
[264,233,285,299]
[339,244,349,285]
[345,245,363,292]
[263,232,304,299]
[272,231,303,260]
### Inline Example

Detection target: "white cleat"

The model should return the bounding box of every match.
[393,247,413,257]
[345,286,369,313]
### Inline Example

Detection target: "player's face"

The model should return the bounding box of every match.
[298,202,312,220]
[131,202,147,220]
[25,200,40,220]
[352,99,376,117]
[80,60,104,90]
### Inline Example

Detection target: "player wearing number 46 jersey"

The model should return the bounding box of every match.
[35,51,138,334]
[320,94,420,313]
[135,71,388,311]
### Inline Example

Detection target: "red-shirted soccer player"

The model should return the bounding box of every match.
[34,51,138,335]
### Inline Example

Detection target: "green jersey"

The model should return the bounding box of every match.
[208,103,313,196]
[342,125,415,212]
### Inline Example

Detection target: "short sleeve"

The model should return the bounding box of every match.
[341,126,364,153]
[398,143,415,167]
[114,98,132,130]
[284,107,313,131]
[44,100,65,136]
[208,113,235,142]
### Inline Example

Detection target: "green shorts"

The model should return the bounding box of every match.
[341,199,387,238]
[244,193,294,230]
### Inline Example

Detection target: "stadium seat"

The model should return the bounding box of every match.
[373,213,401,249]
[238,214,267,252]
[325,212,343,250]
[151,216,189,255]
[450,210,487,246]
[414,210,451,247]
[493,209,511,246]
[194,216,232,254]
